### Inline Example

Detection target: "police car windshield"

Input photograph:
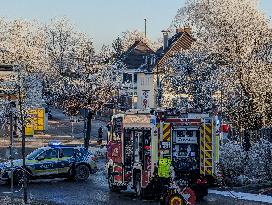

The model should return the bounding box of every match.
[27,148,45,160]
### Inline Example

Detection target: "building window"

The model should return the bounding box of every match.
[123,73,132,83]
[134,73,137,83]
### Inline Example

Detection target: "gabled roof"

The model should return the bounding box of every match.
[122,41,155,70]
[155,31,194,72]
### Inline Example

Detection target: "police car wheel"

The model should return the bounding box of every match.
[75,165,90,181]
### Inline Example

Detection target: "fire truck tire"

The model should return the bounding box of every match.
[161,193,186,205]
[135,173,144,199]
[183,187,196,205]
[108,168,120,192]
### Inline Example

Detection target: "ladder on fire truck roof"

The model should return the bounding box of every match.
[200,118,219,176]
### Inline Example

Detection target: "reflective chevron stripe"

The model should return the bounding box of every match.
[200,122,213,176]
[163,123,171,142]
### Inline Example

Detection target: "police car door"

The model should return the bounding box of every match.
[34,148,59,176]
[58,148,74,174]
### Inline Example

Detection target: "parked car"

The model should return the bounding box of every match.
[0,142,97,184]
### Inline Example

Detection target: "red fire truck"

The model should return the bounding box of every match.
[106,109,219,205]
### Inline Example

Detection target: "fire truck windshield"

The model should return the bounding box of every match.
[172,129,200,172]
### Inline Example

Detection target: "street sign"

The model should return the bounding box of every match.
[176,136,197,144]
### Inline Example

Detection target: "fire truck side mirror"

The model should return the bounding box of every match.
[106,123,112,142]
[106,124,111,130]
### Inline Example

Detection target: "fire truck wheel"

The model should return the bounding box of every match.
[74,165,90,181]
[183,187,196,205]
[162,193,186,205]
[135,174,144,199]
[108,168,119,192]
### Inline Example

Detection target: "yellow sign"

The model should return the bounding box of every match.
[27,108,45,131]
[25,120,34,136]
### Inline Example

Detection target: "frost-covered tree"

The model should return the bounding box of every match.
[167,0,272,129]
[165,50,216,111]
[221,139,272,184]
[220,141,247,178]
[43,18,121,115]
[0,98,10,135]
[246,139,272,181]
[0,18,47,72]
[0,17,124,120]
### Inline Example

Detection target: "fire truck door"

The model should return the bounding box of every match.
[133,131,142,164]
[124,129,133,182]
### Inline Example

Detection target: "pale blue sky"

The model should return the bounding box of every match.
[0,0,271,50]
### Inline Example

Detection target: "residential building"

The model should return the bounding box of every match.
[118,40,154,110]
[118,27,195,110]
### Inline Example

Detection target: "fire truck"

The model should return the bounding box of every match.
[106,109,219,204]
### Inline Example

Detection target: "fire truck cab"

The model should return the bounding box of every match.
[106,109,219,203]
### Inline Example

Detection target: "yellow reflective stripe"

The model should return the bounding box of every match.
[32,167,70,174]
[58,157,70,161]
[58,167,69,173]
[26,160,38,163]
[33,168,58,174]
[42,158,59,161]
[205,143,212,150]
[205,125,212,135]
[205,159,212,166]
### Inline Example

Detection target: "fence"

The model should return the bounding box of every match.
[247,127,272,142]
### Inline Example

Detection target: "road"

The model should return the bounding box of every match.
[0,159,269,205]
[47,108,108,140]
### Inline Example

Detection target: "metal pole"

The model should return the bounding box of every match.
[156,66,160,108]
[18,82,28,204]
[71,121,74,138]
[9,109,14,201]
[220,88,223,144]
[83,110,87,148]
[144,19,147,38]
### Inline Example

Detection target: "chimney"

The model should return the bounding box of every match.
[176,28,184,34]
[184,27,192,35]
[162,30,170,50]
[176,27,192,35]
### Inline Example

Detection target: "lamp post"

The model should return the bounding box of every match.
[9,102,15,203]
[17,75,28,204]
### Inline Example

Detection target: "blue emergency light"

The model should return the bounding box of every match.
[48,141,62,147]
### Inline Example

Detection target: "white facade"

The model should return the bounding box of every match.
[136,72,155,109]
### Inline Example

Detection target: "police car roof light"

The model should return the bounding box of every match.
[48,141,62,147]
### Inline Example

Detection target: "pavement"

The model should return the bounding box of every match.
[47,108,108,140]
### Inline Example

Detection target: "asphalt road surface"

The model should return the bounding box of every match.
[0,160,270,205]
[48,108,108,140]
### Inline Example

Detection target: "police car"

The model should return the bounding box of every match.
[0,142,97,184]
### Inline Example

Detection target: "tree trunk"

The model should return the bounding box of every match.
[84,112,92,149]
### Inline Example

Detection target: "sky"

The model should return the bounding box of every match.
[0,0,271,51]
